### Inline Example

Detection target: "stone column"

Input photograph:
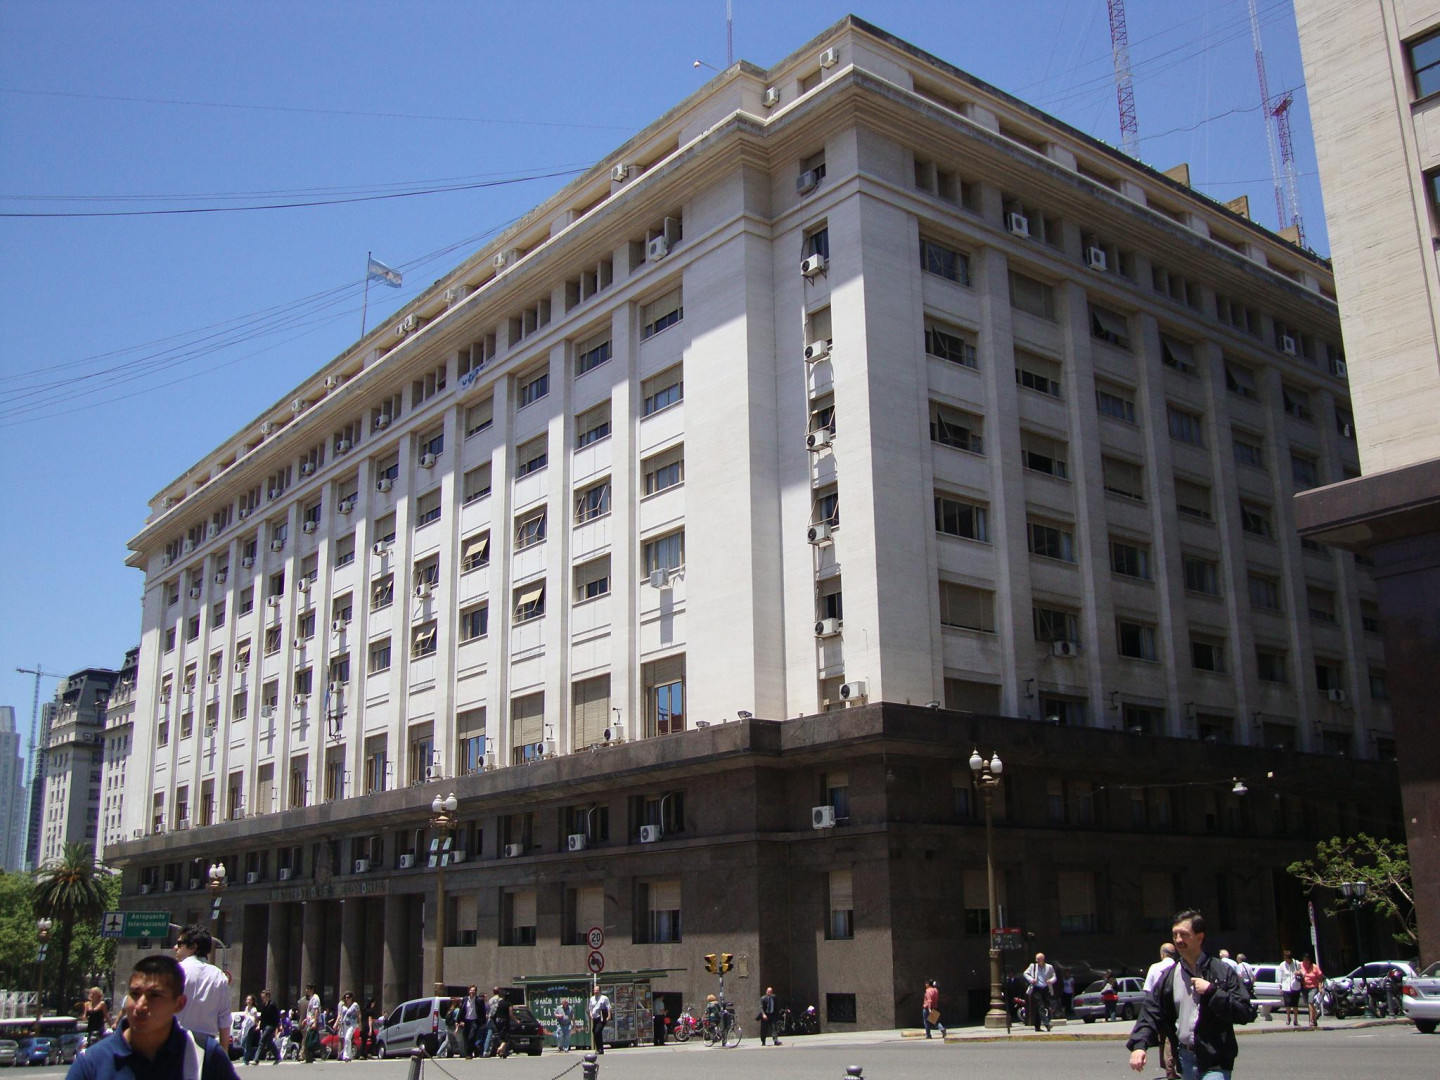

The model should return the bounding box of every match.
[382,893,408,1009]
[266,902,292,999]
[337,897,365,997]
[299,899,326,995]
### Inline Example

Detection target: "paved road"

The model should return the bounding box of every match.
[24,1022,1437,1080]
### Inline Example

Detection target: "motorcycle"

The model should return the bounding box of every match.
[671,1008,700,1043]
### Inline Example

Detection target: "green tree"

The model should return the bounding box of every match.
[1287,833,1417,949]
[0,871,39,990]
[33,843,109,1010]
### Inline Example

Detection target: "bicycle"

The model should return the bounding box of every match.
[699,1003,743,1047]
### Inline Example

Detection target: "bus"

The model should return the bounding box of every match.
[0,1015,81,1039]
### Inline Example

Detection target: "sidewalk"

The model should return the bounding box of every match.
[898,1013,1411,1044]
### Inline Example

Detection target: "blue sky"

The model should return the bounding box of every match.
[0,0,1322,780]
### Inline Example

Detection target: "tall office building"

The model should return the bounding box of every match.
[105,17,1399,1026]
[0,706,25,871]
[99,648,140,857]
[36,669,118,865]
[1293,0,1440,963]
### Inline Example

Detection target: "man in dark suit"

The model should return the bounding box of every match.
[759,988,781,1046]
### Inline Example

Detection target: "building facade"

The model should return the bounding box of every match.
[1293,0,1440,964]
[107,17,1397,1022]
[99,648,140,857]
[0,706,25,872]
[36,668,118,865]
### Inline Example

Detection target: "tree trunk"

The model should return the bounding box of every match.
[56,917,75,1013]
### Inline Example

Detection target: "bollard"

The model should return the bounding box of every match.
[582,1051,599,1080]
[407,1049,424,1080]
[846,1068,863,1080]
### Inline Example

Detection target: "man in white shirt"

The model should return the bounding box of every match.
[587,985,611,1055]
[1022,952,1057,1032]
[173,925,232,1052]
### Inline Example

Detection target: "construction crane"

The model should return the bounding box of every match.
[1249,0,1306,246]
[1107,0,1140,158]
[15,664,63,870]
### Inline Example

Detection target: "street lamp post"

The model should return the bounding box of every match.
[1338,880,1368,967]
[969,749,1007,1029]
[35,918,53,1026]
[207,860,228,926]
[430,792,459,997]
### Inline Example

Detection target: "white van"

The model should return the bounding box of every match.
[376,997,447,1058]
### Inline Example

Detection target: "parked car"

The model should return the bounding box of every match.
[376,997,447,1058]
[1402,960,1440,1034]
[1073,977,1147,1022]
[57,1034,87,1064]
[504,1007,546,1057]
[15,1038,58,1067]
[0,1040,18,1067]
[1248,962,1288,1002]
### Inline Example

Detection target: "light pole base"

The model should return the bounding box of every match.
[983,1007,1009,1029]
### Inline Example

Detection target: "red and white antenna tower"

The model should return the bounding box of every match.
[1249,0,1305,245]
[1107,0,1140,158]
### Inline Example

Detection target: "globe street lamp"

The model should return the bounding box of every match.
[1338,880,1368,966]
[207,860,228,924]
[35,918,53,1025]
[969,749,1007,1029]
[430,792,459,996]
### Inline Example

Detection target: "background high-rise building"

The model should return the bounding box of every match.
[36,668,117,865]
[0,706,25,871]
[1293,0,1440,964]
[103,16,1400,1024]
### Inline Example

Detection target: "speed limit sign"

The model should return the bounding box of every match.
[587,926,605,950]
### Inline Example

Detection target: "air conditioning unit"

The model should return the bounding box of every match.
[238,507,253,520]
[161,553,173,568]
[1279,334,1298,356]
[646,235,670,261]
[336,439,352,454]
[296,577,311,592]
[372,541,389,556]
[801,253,827,277]
[1051,640,1080,658]
[804,339,832,363]
[839,680,867,700]
[414,582,431,599]
[138,883,151,895]
[214,571,227,585]
[163,880,175,892]
[241,556,255,568]
[819,46,839,68]
[162,495,177,509]
[278,867,293,881]
[324,375,342,390]
[376,477,393,493]
[292,693,307,708]
[450,850,466,863]
[189,586,202,599]
[444,285,472,305]
[260,705,275,718]
[398,854,415,869]
[419,453,437,468]
[648,568,671,589]
[491,250,519,272]
[567,833,588,852]
[270,539,285,552]
[812,805,836,829]
[796,169,820,195]
[1332,360,1349,379]
[1327,688,1348,704]
[807,429,832,451]
[815,618,841,637]
[302,520,317,534]
[292,399,309,414]
[400,314,422,334]
[207,522,220,539]
[327,681,342,697]
[300,462,316,477]
[338,499,353,515]
[1006,211,1031,238]
[183,538,196,554]
[260,420,275,436]
[186,875,199,889]
[807,522,832,545]
[246,871,260,885]
[1085,246,1108,272]
[762,86,780,107]
[347,859,367,874]
[639,824,663,844]
[206,671,220,685]
[376,413,392,429]
[177,821,191,834]
[331,619,348,634]
[266,595,282,609]
[611,163,630,183]
[234,661,248,674]
[504,843,525,858]
[267,487,282,502]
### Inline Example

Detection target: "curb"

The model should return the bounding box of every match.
[896,1015,1412,1045]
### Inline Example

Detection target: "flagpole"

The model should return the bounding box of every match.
[361,250,372,338]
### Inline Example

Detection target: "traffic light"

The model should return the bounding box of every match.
[720,952,734,974]
[704,953,718,974]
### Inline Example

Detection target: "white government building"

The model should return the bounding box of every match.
[117,15,1387,848]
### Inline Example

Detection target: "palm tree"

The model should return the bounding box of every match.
[33,842,108,1011]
